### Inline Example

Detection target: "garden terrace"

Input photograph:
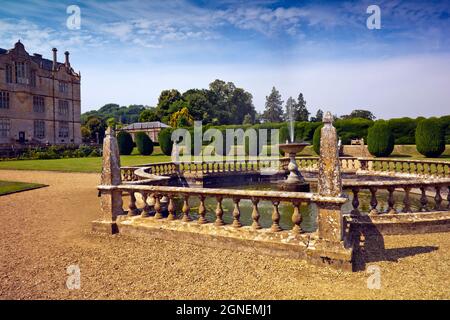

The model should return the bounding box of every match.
[95,126,450,272]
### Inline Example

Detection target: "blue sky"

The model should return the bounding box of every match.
[0,0,449,118]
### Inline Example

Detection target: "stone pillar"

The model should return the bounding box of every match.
[317,112,345,242]
[93,126,124,234]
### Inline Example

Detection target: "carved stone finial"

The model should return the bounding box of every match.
[318,111,342,197]
[323,111,333,124]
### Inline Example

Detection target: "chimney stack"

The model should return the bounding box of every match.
[52,48,58,71]
[64,51,70,68]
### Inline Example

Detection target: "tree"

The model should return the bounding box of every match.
[296,93,309,121]
[367,120,394,157]
[312,125,323,155]
[169,107,194,128]
[242,114,253,125]
[283,97,297,122]
[139,108,159,122]
[85,117,106,143]
[81,126,91,143]
[158,128,174,156]
[311,109,324,122]
[415,118,445,157]
[135,132,154,155]
[155,89,182,119]
[117,131,134,155]
[262,87,284,123]
[341,109,376,120]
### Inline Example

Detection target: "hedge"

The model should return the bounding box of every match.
[135,132,154,155]
[415,118,445,157]
[158,128,174,156]
[312,125,323,155]
[367,120,394,157]
[117,131,134,155]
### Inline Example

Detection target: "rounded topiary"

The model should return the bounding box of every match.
[367,120,394,157]
[158,128,174,156]
[135,132,154,155]
[312,125,323,155]
[415,118,445,158]
[117,131,134,155]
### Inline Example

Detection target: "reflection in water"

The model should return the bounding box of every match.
[172,183,426,232]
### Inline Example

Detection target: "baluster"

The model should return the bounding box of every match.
[271,200,282,232]
[215,196,225,226]
[369,187,378,215]
[434,186,443,211]
[387,187,397,214]
[251,198,261,229]
[291,201,302,234]
[402,187,412,213]
[419,186,428,212]
[154,194,163,219]
[351,188,360,215]
[167,195,176,220]
[182,195,191,222]
[198,195,207,224]
[232,198,242,228]
[128,191,139,216]
[140,192,151,217]
[447,186,450,210]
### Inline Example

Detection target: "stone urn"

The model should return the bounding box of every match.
[279,142,310,192]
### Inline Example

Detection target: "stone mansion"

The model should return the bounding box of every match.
[0,41,81,148]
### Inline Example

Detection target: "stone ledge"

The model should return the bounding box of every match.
[97,215,354,271]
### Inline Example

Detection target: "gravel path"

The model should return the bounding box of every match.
[0,170,449,300]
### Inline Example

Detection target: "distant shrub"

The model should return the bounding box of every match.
[439,115,450,144]
[135,132,154,155]
[388,117,418,145]
[335,118,373,144]
[415,118,445,157]
[88,149,101,157]
[312,125,323,155]
[158,128,174,156]
[117,131,134,155]
[367,120,394,157]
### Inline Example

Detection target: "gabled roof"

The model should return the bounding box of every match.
[122,122,170,130]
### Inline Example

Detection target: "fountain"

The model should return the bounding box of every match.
[279,142,310,192]
[277,104,310,191]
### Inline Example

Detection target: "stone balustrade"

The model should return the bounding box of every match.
[98,184,347,235]
[344,180,450,215]
[357,158,450,179]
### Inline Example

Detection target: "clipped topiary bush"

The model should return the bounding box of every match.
[158,128,174,156]
[117,131,134,155]
[415,118,445,158]
[312,124,323,155]
[367,120,394,157]
[135,132,154,155]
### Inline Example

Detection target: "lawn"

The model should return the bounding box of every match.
[0,145,449,173]
[0,180,46,196]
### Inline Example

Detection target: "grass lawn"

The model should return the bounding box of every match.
[0,145,449,173]
[0,180,46,196]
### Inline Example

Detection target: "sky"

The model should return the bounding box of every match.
[0,0,449,119]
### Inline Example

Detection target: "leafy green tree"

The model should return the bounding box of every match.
[341,109,376,120]
[139,108,159,122]
[117,131,134,155]
[415,118,445,157]
[85,117,106,143]
[262,87,284,123]
[283,97,296,121]
[296,93,309,121]
[311,109,323,122]
[367,120,395,157]
[242,114,253,125]
[135,132,154,155]
[155,89,182,119]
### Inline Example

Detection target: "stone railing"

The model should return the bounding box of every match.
[344,180,450,215]
[98,184,346,234]
[357,158,450,179]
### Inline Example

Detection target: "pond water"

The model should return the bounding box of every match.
[172,182,425,232]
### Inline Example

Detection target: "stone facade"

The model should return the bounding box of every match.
[0,41,81,148]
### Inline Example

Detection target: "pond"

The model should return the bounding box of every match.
[171,182,426,232]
